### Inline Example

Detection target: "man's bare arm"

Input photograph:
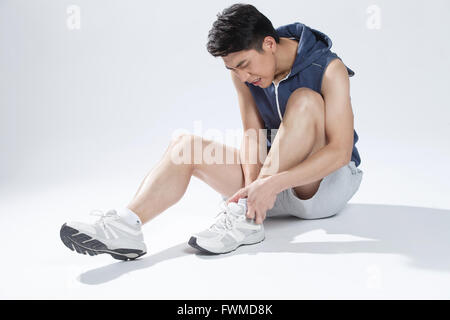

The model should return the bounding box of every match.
[230,71,266,186]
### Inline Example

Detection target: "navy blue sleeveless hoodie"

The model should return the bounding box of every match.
[245,22,361,167]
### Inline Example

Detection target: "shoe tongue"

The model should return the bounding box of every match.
[238,198,247,207]
[227,199,247,216]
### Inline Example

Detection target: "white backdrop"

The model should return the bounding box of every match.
[1,0,449,208]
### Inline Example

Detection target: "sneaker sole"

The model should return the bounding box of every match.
[188,235,265,255]
[60,223,146,261]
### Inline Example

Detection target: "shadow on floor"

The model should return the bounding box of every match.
[78,203,450,284]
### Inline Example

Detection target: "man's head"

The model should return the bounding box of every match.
[206,3,280,88]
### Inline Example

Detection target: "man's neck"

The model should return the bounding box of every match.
[273,37,299,84]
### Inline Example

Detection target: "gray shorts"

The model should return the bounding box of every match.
[221,161,363,220]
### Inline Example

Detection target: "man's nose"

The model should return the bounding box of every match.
[237,70,251,82]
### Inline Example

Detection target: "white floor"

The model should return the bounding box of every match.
[1,173,449,300]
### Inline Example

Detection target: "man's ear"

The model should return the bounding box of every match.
[263,36,276,52]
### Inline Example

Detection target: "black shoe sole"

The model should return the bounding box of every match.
[60,223,146,261]
[188,236,265,255]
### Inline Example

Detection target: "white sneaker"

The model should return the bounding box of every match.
[188,198,265,254]
[60,209,147,261]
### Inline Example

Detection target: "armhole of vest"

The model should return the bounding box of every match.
[319,56,341,95]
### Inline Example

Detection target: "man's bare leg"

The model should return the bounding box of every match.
[126,87,326,224]
[258,87,326,200]
[126,134,245,224]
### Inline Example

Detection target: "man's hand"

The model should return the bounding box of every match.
[226,176,278,224]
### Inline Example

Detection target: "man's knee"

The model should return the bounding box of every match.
[170,133,206,151]
[284,88,325,123]
[170,134,228,171]
[168,134,203,167]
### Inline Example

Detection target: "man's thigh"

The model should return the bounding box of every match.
[181,134,244,198]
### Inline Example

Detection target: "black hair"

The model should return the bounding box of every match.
[206,3,280,57]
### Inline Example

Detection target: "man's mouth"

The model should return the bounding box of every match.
[252,78,261,85]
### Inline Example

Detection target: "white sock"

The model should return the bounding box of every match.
[117,207,142,226]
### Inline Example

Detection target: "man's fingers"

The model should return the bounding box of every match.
[255,214,261,224]
[246,206,255,220]
[227,194,240,204]
[226,192,239,204]
[227,188,247,204]
[255,211,266,225]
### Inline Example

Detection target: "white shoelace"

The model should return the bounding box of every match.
[89,209,120,231]
[210,201,245,232]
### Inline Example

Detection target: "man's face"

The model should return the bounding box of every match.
[222,36,277,88]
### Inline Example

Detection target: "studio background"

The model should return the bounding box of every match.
[1,0,449,299]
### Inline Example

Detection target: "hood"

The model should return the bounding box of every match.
[276,22,334,76]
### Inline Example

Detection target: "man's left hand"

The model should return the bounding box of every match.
[227,176,278,224]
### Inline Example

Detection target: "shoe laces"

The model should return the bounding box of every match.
[90,209,120,231]
[210,200,245,232]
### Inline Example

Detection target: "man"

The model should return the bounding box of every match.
[59,3,363,260]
